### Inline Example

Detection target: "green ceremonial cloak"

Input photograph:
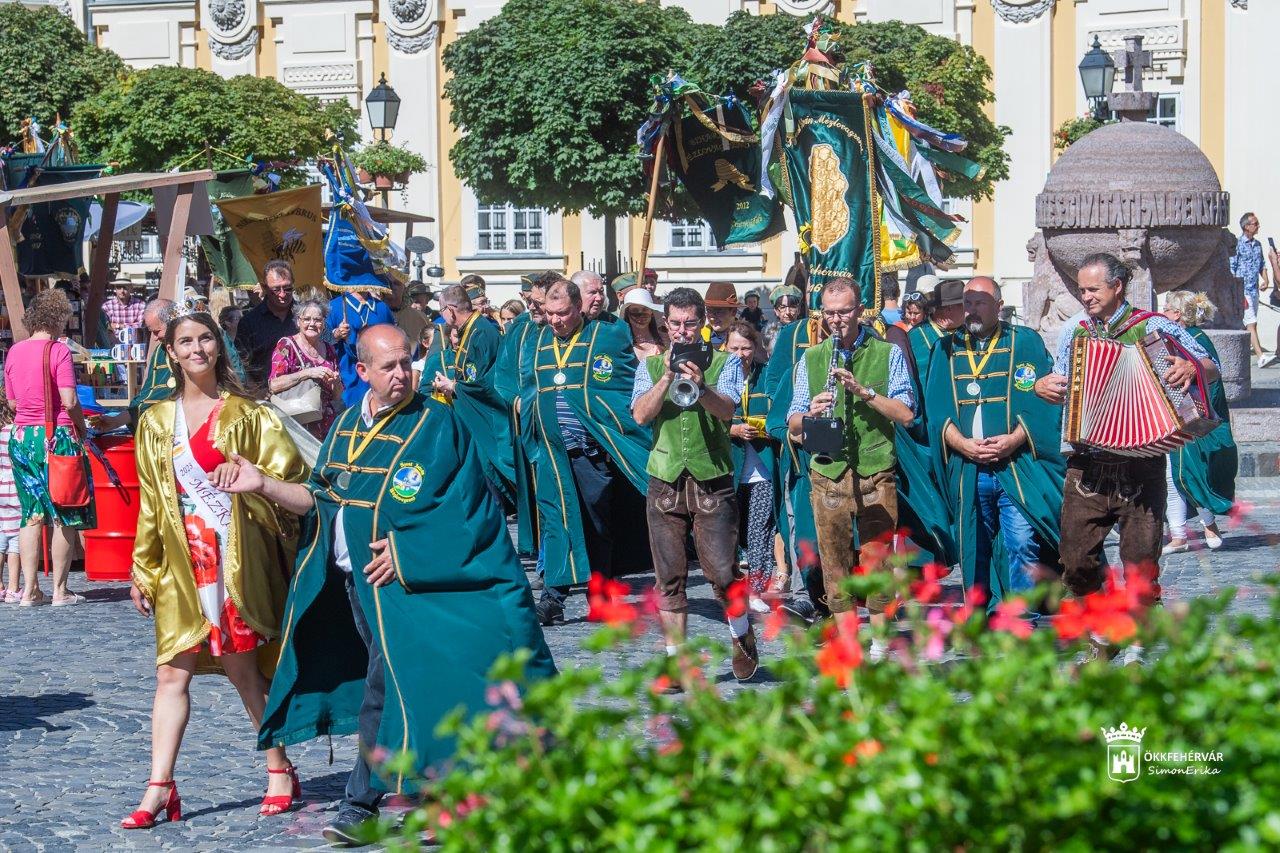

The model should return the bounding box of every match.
[497,312,543,557]
[258,394,556,788]
[525,318,652,587]
[925,323,1066,604]
[1170,327,1237,516]
[129,345,173,423]
[763,317,822,572]
[416,312,515,502]
[907,320,947,377]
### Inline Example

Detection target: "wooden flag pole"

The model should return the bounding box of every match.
[636,126,667,276]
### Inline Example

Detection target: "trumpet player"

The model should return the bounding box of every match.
[631,288,759,683]
[786,278,915,644]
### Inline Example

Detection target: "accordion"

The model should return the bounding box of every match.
[1066,331,1218,457]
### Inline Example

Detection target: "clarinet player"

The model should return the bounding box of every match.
[1033,253,1219,643]
[786,279,915,652]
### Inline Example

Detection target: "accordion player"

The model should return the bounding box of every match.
[1066,331,1219,457]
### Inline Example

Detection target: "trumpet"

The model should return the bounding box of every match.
[669,375,702,408]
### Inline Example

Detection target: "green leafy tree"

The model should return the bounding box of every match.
[690,13,1009,201]
[0,4,128,143]
[443,0,698,220]
[73,66,357,183]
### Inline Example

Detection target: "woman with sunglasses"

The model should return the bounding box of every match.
[899,291,927,330]
[622,288,667,360]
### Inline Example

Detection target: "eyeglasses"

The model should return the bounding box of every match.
[666,319,702,331]
[821,307,859,319]
[902,292,926,304]
[267,285,294,294]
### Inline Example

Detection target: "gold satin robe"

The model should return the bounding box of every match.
[131,394,310,672]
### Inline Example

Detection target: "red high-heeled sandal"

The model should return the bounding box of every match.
[120,780,182,829]
[260,765,302,816]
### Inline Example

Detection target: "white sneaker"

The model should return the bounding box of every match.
[1161,540,1190,555]
[1259,353,1279,369]
[868,638,889,662]
[1119,644,1145,666]
[748,595,771,615]
[1204,528,1224,550]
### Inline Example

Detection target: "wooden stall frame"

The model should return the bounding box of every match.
[0,170,215,345]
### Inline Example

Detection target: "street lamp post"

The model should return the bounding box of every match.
[364,73,402,207]
[1078,35,1117,122]
[365,72,401,144]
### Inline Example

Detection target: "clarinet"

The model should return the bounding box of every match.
[803,342,846,464]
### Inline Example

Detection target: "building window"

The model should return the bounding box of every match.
[670,219,714,251]
[477,203,545,254]
[1148,92,1178,129]
[1109,92,1178,130]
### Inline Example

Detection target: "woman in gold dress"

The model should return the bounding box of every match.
[122,308,309,829]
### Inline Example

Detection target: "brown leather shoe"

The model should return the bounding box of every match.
[731,629,760,682]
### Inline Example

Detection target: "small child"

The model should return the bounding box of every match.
[0,396,21,602]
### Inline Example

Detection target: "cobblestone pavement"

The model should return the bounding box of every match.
[1,496,1277,851]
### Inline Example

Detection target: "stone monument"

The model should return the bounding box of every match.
[1023,36,1250,400]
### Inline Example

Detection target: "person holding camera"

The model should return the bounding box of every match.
[786,279,915,643]
[631,288,758,682]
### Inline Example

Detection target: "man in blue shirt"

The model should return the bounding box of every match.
[1228,212,1273,367]
[327,288,396,407]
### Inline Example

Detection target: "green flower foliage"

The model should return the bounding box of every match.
[443,0,697,218]
[1055,115,1111,151]
[73,66,357,184]
[0,4,127,143]
[444,4,1008,220]
[349,142,429,179]
[370,576,1280,850]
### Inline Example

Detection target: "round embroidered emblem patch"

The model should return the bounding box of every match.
[1013,362,1037,392]
[591,354,614,382]
[389,462,425,503]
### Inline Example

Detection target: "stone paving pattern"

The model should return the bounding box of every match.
[1,497,1277,851]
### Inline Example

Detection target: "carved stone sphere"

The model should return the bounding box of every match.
[1037,122,1227,291]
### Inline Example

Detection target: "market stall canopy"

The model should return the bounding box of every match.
[86,200,150,241]
[0,169,215,345]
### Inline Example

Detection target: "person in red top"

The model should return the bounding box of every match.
[2,288,94,607]
[124,308,309,829]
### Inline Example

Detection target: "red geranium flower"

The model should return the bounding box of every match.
[911,562,949,603]
[815,611,863,688]
[725,578,749,618]
[586,572,638,627]
[990,599,1034,639]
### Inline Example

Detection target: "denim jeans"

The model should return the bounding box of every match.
[974,469,1038,596]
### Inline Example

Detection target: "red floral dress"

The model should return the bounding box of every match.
[269,335,340,439]
[180,404,265,657]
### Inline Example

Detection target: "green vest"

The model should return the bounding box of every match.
[804,335,895,479]
[645,350,734,483]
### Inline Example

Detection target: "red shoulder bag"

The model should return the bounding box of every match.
[42,341,91,509]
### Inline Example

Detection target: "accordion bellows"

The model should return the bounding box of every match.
[1066,332,1219,457]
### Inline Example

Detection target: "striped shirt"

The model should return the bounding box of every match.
[0,425,20,535]
[556,392,596,453]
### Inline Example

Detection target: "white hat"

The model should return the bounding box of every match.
[914,274,942,296]
[622,288,663,313]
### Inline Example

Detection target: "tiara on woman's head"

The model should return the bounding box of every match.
[166,299,209,324]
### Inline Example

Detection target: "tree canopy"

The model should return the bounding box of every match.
[73,66,358,182]
[444,0,696,218]
[0,5,128,144]
[444,2,1008,220]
